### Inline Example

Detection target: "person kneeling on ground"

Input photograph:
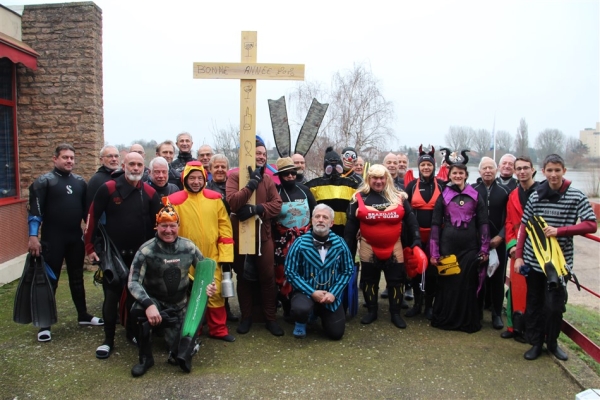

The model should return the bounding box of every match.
[128,202,216,377]
[284,204,354,340]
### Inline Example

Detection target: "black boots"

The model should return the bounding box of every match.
[524,345,543,360]
[405,288,423,318]
[361,284,378,324]
[388,286,406,329]
[131,321,154,377]
[131,355,155,377]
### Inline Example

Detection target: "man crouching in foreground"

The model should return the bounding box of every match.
[284,204,354,340]
[128,202,216,377]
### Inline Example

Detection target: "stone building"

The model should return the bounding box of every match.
[0,2,103,283]
[580,123,600,159]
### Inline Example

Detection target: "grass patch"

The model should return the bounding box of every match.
[560,303,600,375]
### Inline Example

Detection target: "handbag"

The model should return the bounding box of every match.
[437,254,461,276]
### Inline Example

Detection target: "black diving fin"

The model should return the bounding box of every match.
[13,254,35,324]
[30,255,57,328]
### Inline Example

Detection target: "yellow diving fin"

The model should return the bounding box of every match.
[525,216,568,289]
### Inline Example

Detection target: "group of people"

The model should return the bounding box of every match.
[25,132,597,378]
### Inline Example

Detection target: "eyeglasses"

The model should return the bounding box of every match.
[515,166,531,171]
[198,153,212,157]
[280,170,297,177]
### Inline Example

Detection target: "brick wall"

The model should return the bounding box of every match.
[0,201,28,263]
[17,1,103,194]
[1,2,103,264]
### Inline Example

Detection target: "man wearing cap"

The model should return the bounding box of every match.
[146,157,179,198]
[226,137,283,336]
[272,157,317,320]
[340,146,363,185]
[168,161,235,342]
[128,202,217,377]
[169,132,197,190]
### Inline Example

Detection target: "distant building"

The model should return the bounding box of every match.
[0,2,103,283]
[580,123,600,159]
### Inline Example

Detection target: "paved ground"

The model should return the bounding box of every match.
[0,235,597,399]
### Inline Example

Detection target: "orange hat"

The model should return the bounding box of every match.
[156,198,179,225]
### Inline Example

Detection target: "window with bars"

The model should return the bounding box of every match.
[0,57,18,203]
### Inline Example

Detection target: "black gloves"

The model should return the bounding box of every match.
[236,204,265,221]
[245,166,264,192]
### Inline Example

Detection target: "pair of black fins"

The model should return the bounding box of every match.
[268,96,328,158]
[13,253,57,327]
[525,215,579,290]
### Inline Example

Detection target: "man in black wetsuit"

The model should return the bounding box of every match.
[169,132,197,189]
[146,157,179,198]
[86,145,120,212]
[85,152,162,359]
[28,143,103,342]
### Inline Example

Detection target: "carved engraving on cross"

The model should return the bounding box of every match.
[193,31,305,254]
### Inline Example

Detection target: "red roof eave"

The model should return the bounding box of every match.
[0,31,38,70]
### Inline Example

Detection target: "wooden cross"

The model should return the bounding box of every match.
[193,31,305,254]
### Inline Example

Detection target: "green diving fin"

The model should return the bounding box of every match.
[525,216,567,289]
[177,258,216,372]
[30,255,57,328]
[13,254,35,324]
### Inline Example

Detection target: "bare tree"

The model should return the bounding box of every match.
[514,118,529,156]
[535,128,566,160]
[210,122,240,168]
[564,137,589,169]
[445,126,473,152]
[470,129,492,159]
[495,130,513,156]
[288,63,395,156]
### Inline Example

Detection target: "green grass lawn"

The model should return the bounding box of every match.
[560,303,600,375]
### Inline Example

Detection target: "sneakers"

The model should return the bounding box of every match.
[293,322,307,339]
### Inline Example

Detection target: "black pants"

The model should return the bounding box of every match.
[102,253,135,345]
[41,232,87,319]
[525,268,566,347]
[480,245,508,316]
[291,292,346,340]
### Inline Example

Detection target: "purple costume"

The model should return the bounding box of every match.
[429,184,490,333]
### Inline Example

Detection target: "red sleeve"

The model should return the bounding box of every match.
[505,192,521,249]
[515,223,527,259]
[556,220,597,237]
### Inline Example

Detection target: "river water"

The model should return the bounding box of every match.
[406,167,600,197]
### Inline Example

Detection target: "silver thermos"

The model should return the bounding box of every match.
[221,264,235,298]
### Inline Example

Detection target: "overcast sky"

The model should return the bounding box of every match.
[7,0,600,153]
